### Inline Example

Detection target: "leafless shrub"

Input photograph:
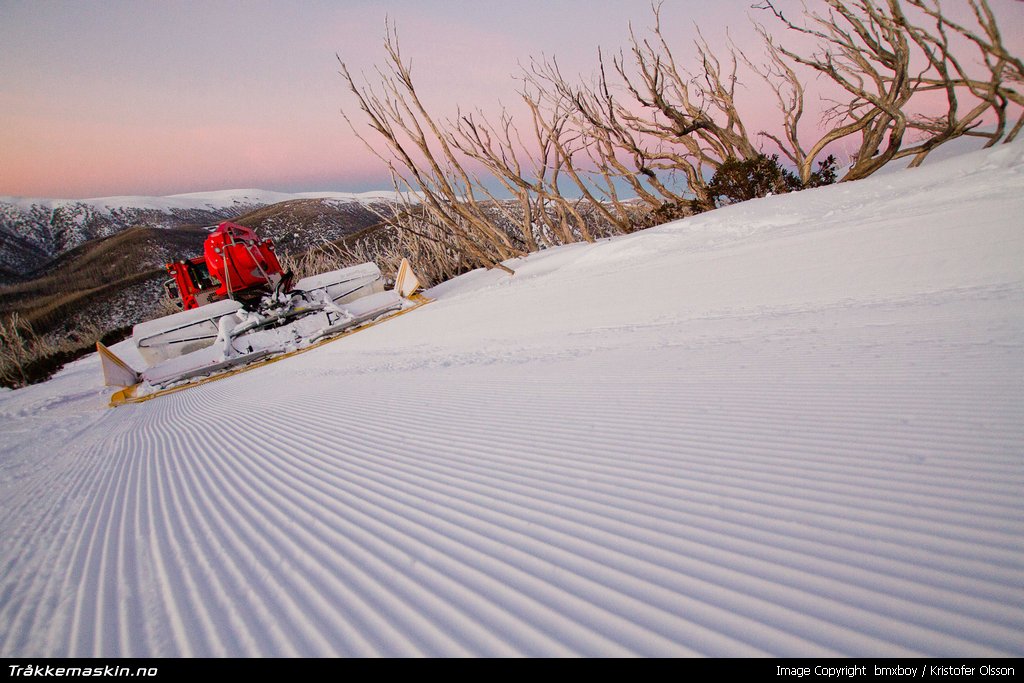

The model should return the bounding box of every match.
[339,22,526,276]
[751,0,1022,180]
[0,313,38,387]
[0,313,109,389]
[523,4,765,214]
[279,241,351,281]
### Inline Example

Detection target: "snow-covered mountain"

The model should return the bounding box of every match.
[0,190,399,281]
[0,142,1022,656]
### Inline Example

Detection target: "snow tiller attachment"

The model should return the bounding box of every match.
[98,221,427,404]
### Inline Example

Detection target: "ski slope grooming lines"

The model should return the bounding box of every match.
[0,143,1022,657]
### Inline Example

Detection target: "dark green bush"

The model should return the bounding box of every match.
[707,154,802,208]
[697,153,838,212]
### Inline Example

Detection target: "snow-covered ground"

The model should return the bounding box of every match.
[1,143,1022,657]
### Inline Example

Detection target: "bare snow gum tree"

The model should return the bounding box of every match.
[338,1,1022,273]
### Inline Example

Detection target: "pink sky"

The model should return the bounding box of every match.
[1,1,1021,199]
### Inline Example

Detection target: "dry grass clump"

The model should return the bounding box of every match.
[0,312,117,389]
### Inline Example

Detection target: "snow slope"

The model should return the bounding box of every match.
[1,143,1022,657]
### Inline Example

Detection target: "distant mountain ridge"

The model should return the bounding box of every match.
[0,189,401,282]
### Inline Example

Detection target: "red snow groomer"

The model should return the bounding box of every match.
[97,221,425,397]
[165,222,290,311]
